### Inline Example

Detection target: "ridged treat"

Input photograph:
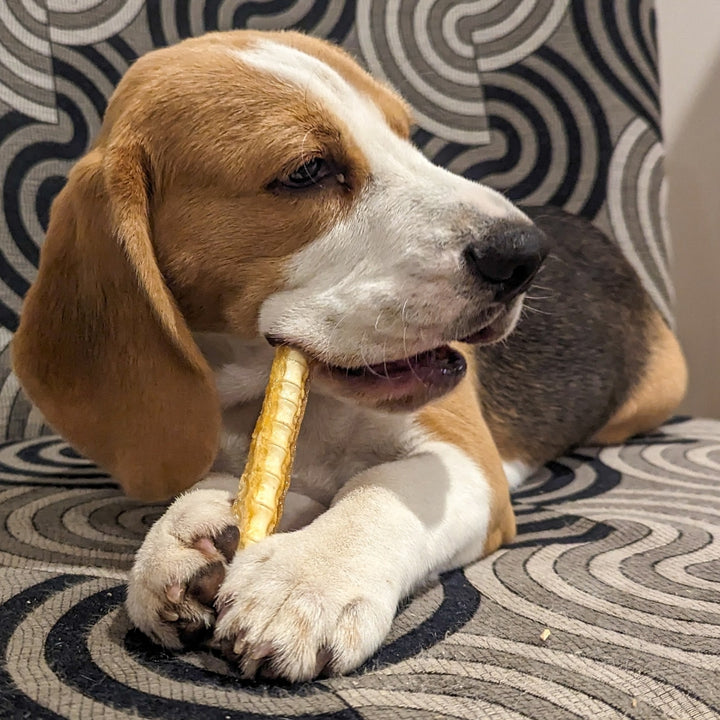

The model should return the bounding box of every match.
[232,346,310,547]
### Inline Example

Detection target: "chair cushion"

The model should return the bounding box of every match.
[1,416,718,719]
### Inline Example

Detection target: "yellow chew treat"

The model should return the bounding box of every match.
[232,346,310,548]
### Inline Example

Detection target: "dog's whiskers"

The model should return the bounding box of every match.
[374,309,384,332]
[325,311,352,360]
[358,334,385,379]
[522,303,553,317]
[400,298,425,385]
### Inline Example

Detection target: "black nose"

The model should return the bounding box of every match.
[463,222,548,302]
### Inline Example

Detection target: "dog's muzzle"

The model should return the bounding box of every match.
[463,221,548,303]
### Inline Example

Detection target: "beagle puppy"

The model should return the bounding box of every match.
[12,30,687,682]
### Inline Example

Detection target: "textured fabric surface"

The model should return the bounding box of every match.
[0,0,669,441]
[0,417,719,719]
[2,3,718,719]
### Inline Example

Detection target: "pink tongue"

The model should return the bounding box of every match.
[324,344,468,409]
[357,345,467,379]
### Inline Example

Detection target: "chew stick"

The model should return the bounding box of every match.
[232,346,310,548]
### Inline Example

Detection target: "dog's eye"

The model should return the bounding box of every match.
[282,158,330,189]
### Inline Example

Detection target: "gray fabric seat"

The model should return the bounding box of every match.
[0,2,718,718]
[1,418,718,718]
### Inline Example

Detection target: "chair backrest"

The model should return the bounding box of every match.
[0,0,668,441]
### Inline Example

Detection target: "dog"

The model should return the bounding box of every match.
[12,30,687,682]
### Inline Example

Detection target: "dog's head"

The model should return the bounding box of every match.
[13,31,546,499]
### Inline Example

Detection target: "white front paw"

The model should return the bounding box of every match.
[213,532,398,682]
[126,488,239,649]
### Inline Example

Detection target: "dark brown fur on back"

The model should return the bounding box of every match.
[476,206,654,465]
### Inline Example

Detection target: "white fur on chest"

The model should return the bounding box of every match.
[197,333,421,509]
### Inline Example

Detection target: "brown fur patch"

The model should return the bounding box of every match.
[12,149,220,501]
[417,346,516,558]
[111,32,376,333]
[592,312,687,444]
[12,30,405,499]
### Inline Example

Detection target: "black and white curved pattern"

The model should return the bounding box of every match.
[0,418,718,718]
[356,0,569,145]
[443,48,612,217]
[0,0,143,123]
[0,0,672,442]
[2,5,716,717]
[608,117,672,322]
[572,0,660,133]
[356,0,492,145]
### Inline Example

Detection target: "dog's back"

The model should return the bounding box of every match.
[477,206,686,474]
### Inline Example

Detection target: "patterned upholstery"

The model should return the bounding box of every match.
[0,0,672,438]
[2,419,719,718]
[0,2,718,718]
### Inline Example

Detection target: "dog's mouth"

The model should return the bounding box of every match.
[318,344,467,409]
[267,306,515,412]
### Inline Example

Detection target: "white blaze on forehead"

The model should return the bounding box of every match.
[232,41,405,169]
[235,42,363,113]
[232,41,521,215]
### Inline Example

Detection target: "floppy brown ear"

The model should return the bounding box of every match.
[12,137,221,501]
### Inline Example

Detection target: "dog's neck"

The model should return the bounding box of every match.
[195,331,420,507]
[193,332,275,407]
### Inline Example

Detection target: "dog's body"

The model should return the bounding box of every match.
[12,31,686,681]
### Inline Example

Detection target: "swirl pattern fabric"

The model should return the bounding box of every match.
[0,418,718,718]
[1,3,718,719]
[0,0,669,441]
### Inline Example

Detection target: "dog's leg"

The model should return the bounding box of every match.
[211,438,509,681]
[593,313,687,445]
[125,473,324,650]
[125,479,238,649]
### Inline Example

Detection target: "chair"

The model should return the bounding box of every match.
[0,2,717,717]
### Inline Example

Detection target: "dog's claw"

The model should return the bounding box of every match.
[192,536,218,558]
[258,662,280,681]
[315,648,333,677]
[125,489,240,652]
[250,641,274,661]
[233,634,248,657]
[215,598,232,624]
[241,657,263,680]
[165,584,184,604]
[213,525,240,563]
[218,637,241,663]
[187,562,226,606]
[177,618,213,648]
